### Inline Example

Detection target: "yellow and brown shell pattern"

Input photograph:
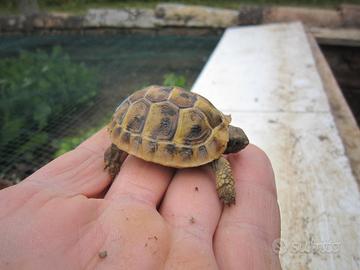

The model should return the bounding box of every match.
[108,85,230,168]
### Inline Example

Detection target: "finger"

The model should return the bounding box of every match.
[24,127,112,198]
[214,145,281,270]
[159,167,221,269]
[105,155,174,208]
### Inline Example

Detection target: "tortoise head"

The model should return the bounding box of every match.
[224,125,249,154]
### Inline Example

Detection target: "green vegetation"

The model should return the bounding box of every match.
[163,73,187,88]
[0,46,98,158]
[53,72,188,157]
[38,0,360,10]
[0,43,189,160]
[0,0,358,14]
[53,127,101,157]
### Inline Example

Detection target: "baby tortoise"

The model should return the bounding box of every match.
[104,85,249,205]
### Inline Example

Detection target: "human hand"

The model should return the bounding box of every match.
[0,128,281,270]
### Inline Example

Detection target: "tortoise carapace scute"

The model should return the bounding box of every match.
[108,85,230,168]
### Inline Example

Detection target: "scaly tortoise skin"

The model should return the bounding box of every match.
[104,85,249,205]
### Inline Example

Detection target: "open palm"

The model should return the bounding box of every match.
[0,128,281,270]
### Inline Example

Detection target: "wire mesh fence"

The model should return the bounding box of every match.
[0,31,220,186]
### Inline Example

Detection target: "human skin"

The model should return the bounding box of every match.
[0,128,281,270]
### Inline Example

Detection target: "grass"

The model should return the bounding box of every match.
[1,0,359,15]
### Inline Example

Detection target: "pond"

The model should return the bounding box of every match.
[0,32,220,185]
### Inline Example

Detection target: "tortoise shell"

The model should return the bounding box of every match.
[108,85,230,168]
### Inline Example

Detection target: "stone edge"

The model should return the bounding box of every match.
[0,3,359,33]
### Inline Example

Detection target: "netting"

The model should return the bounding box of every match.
[0,31,220,185]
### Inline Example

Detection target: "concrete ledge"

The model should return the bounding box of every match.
[192,22,360,269]
[340,4,360,27]
[155,4,239,28]
[263,6,342,28]
[310,27,360,46]
[84,8,160,28]
[0,13,84,32]
[0,3,359,33]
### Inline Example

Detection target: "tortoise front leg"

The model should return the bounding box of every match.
[104,144,127,180]
[210,156,236,205]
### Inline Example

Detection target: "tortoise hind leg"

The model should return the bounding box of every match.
[210,156,236,205]
[104,144,127,180]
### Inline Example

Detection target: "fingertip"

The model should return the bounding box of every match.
[219,143,280,243]
[77,127,111,154]
[160,166,222,237]
[105,155,174,207]
[228,144,277,198]
[214,144,281,270]
[159,166,222,263]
